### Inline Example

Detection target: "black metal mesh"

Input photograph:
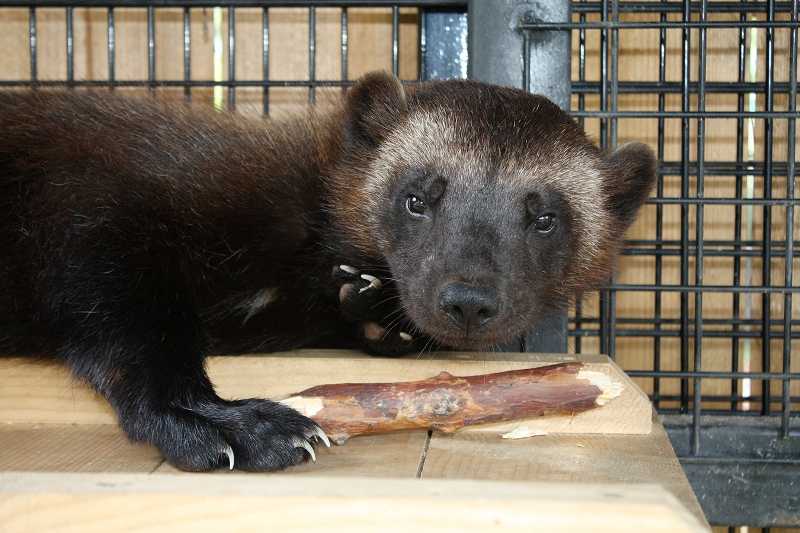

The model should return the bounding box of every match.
[0,1,465,113]
[521,1,798,457]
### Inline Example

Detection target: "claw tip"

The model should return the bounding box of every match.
[223,445,235,471]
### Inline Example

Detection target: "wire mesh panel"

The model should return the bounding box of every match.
[518,0,798,526]
[525,0,799,429]
[0,0,466,116]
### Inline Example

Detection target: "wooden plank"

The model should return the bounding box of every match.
[0,351,652,435]
[0,424,161,473]
[0,423,428,478]
[421,419,707,528]
[155,430,428,478]
[0,8,28,81]
[0,357,116,425]
[0,472,709,532]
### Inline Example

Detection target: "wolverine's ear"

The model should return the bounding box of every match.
[604,142,657,227]
[345,71,408,148]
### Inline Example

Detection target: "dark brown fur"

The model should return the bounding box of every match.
[0,72,655,470]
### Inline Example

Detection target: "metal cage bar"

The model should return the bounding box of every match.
[262,7,270,114]
[308,6,316,104]
[182,7,189,100]
[780,0,797,440]
[229,5,237,109]
[146,5,154,91]
[65,6,74,84]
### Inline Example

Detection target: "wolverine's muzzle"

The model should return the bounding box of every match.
[437,282,499,334]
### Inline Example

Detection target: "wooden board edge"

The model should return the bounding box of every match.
[0,472,709,532]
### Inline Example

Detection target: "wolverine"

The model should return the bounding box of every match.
[0,71,655,471]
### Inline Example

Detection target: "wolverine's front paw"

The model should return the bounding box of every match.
[359,320,421,357]
[137,399,329,471]
[333,264,424,357]
[333,264,385,322]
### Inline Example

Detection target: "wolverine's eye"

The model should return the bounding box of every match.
[534,214,556,233]
[405,194,428,217]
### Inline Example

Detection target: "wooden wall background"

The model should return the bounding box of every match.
[0,6,797,412]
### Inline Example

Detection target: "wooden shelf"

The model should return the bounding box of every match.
[0,350,709,531]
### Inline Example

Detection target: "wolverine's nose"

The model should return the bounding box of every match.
[438,283,499,332]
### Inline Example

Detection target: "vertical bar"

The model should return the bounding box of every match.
[731,3,747,412]
[573,300,583,353]
[577,1,586,130]
[742,16,759,412]
[692,0,708,457]
[66,6,74,86]
[609,0,619,148]
[391,6,400,77]
[341,7,348,90]
[468,0,569,353]
[599,0,608,148]
[654,0,667,408]
[262,7,270,115]
[418,9,426,80]
[420,9,468,81]
[308,6,316,104]
[107,8,115,88]
[606,0,620,360]
[679,0,692,414]
[598,0,610,356]
[522,31,530,92]
[574,0,587,354]
[147,6,155,92]
[781,0,797,438]
[228,6,236,110]
[183,7,190,101]
[28,7,37,85]
[762,0,775,416]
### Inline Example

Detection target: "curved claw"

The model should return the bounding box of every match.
[222,444,235,471]
[399,332,413,342]
[306,426,331,448]
[359,273,382,293]
[292,437,316,462]
[339,264,359,275]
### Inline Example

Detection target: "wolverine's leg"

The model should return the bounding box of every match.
[41,244,326,471]
[333,264,427,356]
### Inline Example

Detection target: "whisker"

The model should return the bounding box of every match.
[416,337,435,360]
[371,294,403,309]
[380,307,407,324]
[381,314,406,340]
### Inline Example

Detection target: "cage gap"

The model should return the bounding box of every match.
[692,0,708,456]
[679,0,692,415]
[652,1,668,410]
[780,0,797,438]
[731,2,747,413]
[761,0,775,417]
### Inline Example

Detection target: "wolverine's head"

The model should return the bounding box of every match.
[332,72,656,350]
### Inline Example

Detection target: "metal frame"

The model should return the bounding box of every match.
[519,0,797,527]
[468,0,571,353]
